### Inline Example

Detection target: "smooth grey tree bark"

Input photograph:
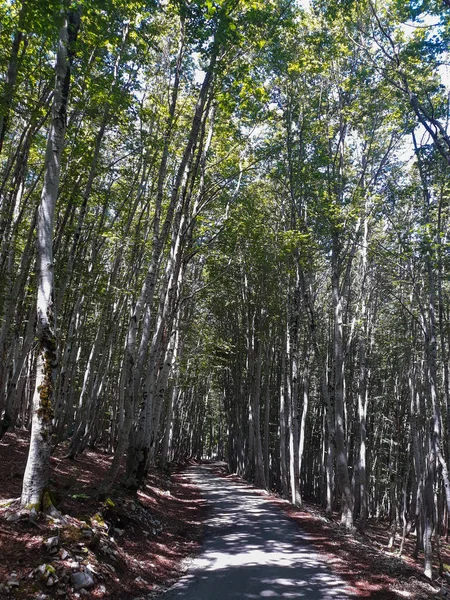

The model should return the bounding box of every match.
[252,331,266,489]
[288,286,301,507]
[331,232,354,529]
[21,8,80,509]
[279,339,289,497]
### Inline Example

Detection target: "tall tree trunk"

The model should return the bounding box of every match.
[298,351,309,502]
[279,340,289,497]
[357,210,370,529]
[263,344,271,487]
[161,385,179,469]
[288,328,301,507]
[21,8,80,509]
[414,134,450,525]
[332,232,353,528]
[252,332,266,489]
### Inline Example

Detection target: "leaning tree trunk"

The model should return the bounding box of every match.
[21,8,80,510]
[123,44,215,489]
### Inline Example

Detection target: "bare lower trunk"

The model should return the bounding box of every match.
[263,346,271,486]
[161,385,179,468]
[423,450,435,580]
[252,335,266,489]
[279,342,289,497]
[332,233,353,528]
[298,358,309,498]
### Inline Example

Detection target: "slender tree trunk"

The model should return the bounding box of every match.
[123,40,215,488]
[332,232,353,528]
[115,20,186,491]
[263,345,271,487]
[298,354,309,501]
[423,446,435,580]
[0,213,36,420]
[252,333,266,489]
[0,302,35,438]
[288,351,301,506]
[161,385,179,468]
[357,211,369,529]
[279,340,289,497]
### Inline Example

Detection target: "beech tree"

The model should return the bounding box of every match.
[21,4,80,510]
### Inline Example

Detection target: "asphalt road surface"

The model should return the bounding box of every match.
[163,464,352,599]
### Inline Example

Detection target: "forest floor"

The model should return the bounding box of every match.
[0,431,446,599]
[0,431,206,599]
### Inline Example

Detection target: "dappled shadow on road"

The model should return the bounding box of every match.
[209,468,426,600]
[164,466,352,599]
[167,564,349,599]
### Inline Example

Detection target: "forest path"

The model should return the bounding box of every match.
[162,463,353,599]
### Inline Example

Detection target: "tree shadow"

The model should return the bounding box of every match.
[163,466,354,599]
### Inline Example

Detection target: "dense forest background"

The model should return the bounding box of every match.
[1,0,450,582]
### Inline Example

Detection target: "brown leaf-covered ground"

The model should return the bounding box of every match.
[0,432,447,599]
[0,431,206,599]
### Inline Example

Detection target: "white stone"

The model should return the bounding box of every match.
[6,513,20,522]
[44,536,59,551]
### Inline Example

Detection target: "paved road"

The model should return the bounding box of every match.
[163,464,352,599]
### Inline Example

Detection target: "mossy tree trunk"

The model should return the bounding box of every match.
[21,7,80,510]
